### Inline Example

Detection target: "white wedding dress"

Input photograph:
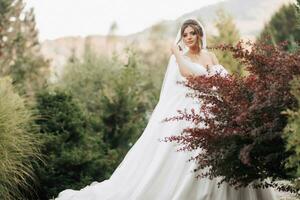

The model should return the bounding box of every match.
[56,54,278,200]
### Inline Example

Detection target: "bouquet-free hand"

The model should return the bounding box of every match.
[170,44,182,57]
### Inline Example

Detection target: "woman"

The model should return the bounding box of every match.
[56,18,278,200]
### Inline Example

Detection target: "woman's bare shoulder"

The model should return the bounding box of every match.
[182,52,192,60]
[204,50,219,64]
[202,50,215,57]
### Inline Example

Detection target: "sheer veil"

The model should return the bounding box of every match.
[175,18,207,54]
[159,18,207,101]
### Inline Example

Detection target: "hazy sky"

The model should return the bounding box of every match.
[24,0,225,41]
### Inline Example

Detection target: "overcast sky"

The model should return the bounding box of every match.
[24,0,225,41]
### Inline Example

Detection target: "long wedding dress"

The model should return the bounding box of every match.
[56,18,278,200]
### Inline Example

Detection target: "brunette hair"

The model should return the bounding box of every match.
[177,19,204,49]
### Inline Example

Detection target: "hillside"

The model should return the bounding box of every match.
[40,0,293,79]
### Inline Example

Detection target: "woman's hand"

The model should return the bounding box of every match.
[170,44,182,57]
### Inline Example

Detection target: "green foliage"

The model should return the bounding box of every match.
[100,50,153,158]
[0,0,11,14]
[42,47,158,198]
[58,44,115,116]
[0,0,50,96]
[0,77,41,200]
[136,22,170,99]
[282,0,300,194]
[208,8,244,76]
[59,34,168,141]
[34,89,117,199]
[297,0,300,36]
[284,77,300,192]
[0,0,11,59]
[59,46,157,138]
[258,3,300,52]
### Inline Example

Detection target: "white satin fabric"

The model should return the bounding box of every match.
[56,55,278,200]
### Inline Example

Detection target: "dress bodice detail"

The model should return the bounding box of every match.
[181,55,229,78]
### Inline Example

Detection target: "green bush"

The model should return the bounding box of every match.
[58,47,158,160]
[34,89,117,199]
[284,77,300,193]
[100,50,153,158]
[0,77,41,200]
[285,0,300,194]
[38,46,163,198]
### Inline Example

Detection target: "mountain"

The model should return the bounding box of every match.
[40,0,293,79]
[179,0,292,37]
[131,0,292,40]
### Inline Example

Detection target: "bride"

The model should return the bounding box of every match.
[56,18,278,200]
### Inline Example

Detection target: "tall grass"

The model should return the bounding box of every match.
[0,77,41,200]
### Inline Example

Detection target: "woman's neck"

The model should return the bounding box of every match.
[188,46,201,56]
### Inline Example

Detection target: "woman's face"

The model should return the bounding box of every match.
[182,26,200,49]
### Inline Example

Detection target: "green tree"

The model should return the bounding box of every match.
[208,8,244,76]
[284,78,300,193]
[106,21,118,52]
[282,0,300,193]
[0,0,50,96]
[0,0,12,57]
[100,49,153,158]
[136,22,170,100]
[34,89,117,199]
[55,47,157,191]
[58,44,118,129]
[258,3,300,52]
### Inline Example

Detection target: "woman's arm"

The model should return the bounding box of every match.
[209,51,219,65]
[208,52,229,77]
[170,44,208,77]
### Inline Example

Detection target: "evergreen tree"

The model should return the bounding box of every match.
[283,0,300,193]
[56,47,157,194]
[100,49,153,158]
[0,0,13,64]
[106,21,118,52]
[208,8,244,76]
[137,22,170,100]
[0,0,50,96]
[284,78,300,193]
[35,89,117,199]
[258,3,300,52]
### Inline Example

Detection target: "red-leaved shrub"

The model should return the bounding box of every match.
[162,40,300,193]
